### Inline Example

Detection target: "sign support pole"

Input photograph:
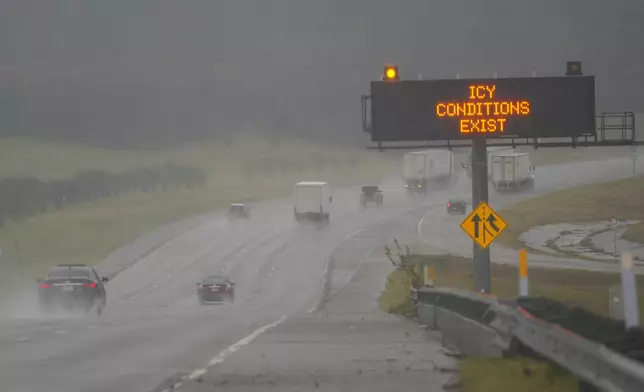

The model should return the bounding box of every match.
[471,138,492,293]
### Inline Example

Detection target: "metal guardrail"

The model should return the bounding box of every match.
[414,286,644,392]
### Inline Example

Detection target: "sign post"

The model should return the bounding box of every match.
[460,201,508,293]
[472,138,491,292]
[519,249,528,296]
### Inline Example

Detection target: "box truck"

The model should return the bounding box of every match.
[403,149,455,194]
[489,151,535,192]
[294,182,332,222]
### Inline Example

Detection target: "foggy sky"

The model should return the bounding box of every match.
[1,1,642,145]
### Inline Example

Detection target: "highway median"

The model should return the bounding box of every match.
[380,252,644,324]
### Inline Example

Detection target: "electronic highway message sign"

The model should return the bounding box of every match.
[369,76,596,142]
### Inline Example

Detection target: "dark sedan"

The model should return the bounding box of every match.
[227,203,250,220]
[446,199,467,214]
[197,275,235,304]
[38,264,108,315]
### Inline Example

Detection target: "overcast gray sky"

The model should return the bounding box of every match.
[1,0,642,144]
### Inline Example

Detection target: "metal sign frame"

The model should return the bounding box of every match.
[368,76,596,143]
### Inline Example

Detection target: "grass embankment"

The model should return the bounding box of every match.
[450,145,638,169]
[379,254,644,321]
[497,175,644,250]
[0,135,396,290]
[460,357,578,392]
[515,146,637,166]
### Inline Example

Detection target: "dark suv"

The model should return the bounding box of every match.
[227,203,250,220]
[197,275,235,304]
[447,199,467,215]
[38,264,108,314]
[359,185,384,207]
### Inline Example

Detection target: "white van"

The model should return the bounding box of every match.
[294,182,332,222]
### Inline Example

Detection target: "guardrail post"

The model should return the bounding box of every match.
[519,249,528,297]
[621,252,640,328]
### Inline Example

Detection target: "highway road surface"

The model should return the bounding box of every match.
[0,153,641,392]
[0,175,458,392]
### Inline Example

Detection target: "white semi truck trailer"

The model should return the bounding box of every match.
[403,149,455,194]
[489,151,536,192]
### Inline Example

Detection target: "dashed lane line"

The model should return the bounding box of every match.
[160,315,288,392]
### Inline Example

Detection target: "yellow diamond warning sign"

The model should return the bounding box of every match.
[460,201,507,249]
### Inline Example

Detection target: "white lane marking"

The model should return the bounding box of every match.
[206,315,287,367]
[417,195,470,239]
[347,228,364,239]
[55,330,67,334]
[88,325,98,329]
[417,209,431,238]
[14,336,29,342]
[182,315,288,383]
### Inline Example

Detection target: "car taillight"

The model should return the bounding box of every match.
[40,283,53,289]
[82,282,97,289]
[447,202,451,207]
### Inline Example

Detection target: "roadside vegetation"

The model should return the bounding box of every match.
[379,252,644,321]
[450,145,637,169]
[0,135,397,292]
[514,146,637,166]
[378,240,423,316]
[497,175,644,250]
[460,357,578,392]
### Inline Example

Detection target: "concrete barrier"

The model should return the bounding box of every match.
[417,302,436,328]
[418,302,502,358]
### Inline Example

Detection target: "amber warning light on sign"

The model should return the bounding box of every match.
[435,84,531,134]
[383,65,399,81]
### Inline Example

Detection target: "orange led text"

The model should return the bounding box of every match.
[436,84,531,134]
